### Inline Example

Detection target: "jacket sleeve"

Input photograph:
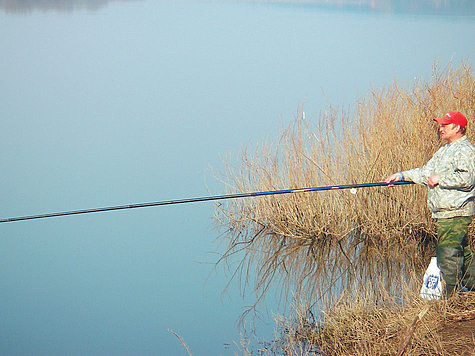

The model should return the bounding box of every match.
[438,151,475,190]
[401,150,441,186]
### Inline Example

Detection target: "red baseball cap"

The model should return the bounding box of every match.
[433,111,467,127]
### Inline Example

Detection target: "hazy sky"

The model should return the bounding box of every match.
[0,1,473,354]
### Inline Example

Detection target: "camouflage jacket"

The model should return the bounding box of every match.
[401,135,475,219]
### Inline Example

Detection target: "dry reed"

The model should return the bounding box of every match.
[265,290,475,355]
[215,61,474,324]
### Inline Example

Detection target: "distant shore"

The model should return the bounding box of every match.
[1,0,474,15]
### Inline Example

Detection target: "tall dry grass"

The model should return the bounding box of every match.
[215,62,474,318]
[266,289,475,355]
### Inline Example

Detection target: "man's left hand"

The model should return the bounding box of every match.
[428,175,440,187]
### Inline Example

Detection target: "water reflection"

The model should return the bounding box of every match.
[0,0,473,15]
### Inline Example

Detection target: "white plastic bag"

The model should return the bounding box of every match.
[420,257,442,300]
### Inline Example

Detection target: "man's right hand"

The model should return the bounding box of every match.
[384,174,401,184]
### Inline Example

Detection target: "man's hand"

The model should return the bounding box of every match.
[384,174,401,184]
[427,175,439,187]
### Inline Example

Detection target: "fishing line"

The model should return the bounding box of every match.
[0,181,413,224]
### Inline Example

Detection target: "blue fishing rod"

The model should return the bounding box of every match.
[0,181,413,223]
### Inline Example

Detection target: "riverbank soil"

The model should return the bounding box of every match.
[434,292,475,355]
[437,319,475,355]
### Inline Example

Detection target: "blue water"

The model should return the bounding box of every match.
[0,1,473,354]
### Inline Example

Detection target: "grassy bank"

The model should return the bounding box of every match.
[264,290,475,355]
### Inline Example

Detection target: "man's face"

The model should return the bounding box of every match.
[438,123,461,143]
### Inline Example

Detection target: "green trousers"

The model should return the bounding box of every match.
[436,216,475,297]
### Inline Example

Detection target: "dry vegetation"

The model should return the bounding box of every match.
[215,61,474,354]
[266,290,475,355]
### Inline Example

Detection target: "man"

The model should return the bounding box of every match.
[385,111,475,297]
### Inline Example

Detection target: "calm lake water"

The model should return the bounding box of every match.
[0,1,473,354]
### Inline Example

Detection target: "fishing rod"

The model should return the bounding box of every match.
[0,181,413,224]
